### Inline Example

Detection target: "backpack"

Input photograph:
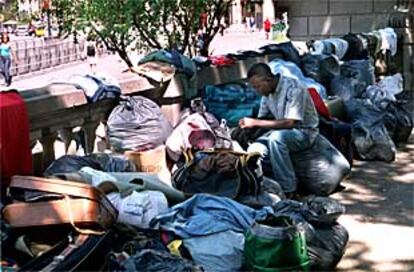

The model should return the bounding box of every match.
[172,149,262,199]
[202,82,262,127]
[86,43,96,57]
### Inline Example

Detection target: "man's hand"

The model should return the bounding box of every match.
[239,117,257,128]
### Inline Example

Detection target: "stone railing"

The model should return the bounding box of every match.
[24,55,278,175]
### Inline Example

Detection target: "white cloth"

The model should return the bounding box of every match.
[378,28,397,56]
[107,191,168,229]
[313,38,349,60]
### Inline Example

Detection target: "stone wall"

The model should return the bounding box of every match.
[278,0,397,40]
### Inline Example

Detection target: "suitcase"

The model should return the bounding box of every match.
[18,231,114,272]
[3,176,117,231]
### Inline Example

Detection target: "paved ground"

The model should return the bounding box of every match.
[334,134,414,271]
[6,30,414,271]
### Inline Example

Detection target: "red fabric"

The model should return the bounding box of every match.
[0,91,33,190]
[208,55,235,66]
[264,19,271,32]
[307,88,331,120]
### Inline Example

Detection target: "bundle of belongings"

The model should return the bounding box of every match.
[2,28,411,270]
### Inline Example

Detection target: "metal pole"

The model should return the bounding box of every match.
[47,9,52,39]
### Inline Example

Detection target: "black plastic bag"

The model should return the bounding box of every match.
[44,155,102,176]
[383,101,414,144]
[89,153,136,172]
[303,196,346,225]
[301,54,340,85]
[346,99,396,162]
[116,249,202,272]
[44,154,136,176]
[308,223,349,270]
[291,134,351,196]
[259,42,301,65]
[107,96,173,152]
[272,200,349,271]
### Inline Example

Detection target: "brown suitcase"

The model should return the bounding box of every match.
[3,176,118,231]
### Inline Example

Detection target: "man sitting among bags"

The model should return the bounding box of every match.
[239,63,348,196]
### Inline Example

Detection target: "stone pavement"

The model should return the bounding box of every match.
[334,134,414,271]
[7,30,414,271]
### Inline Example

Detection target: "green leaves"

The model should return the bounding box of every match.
[58,0,233,66]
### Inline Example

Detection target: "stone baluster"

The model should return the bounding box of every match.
[39,129,58,171]
[82,119,100,155]
[58,127,74,154]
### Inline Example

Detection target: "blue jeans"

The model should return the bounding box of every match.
[254,129,316,193]
[1,56,11,84]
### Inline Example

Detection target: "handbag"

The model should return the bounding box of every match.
[244,215,310,271]
[172,149,262,199]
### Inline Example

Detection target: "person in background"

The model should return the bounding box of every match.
[85,35,98,74]
[0,33,18,86]
[264,17,271,40]
[239,63,319,194]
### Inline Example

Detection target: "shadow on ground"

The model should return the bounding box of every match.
[335,135,414,227]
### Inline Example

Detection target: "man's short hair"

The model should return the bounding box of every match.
[247,63,273,79]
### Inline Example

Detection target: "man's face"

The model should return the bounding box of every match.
[249,75,273,96]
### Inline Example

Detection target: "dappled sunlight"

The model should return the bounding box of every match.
[337,218,414,271]
[333,134,414,225]
[334,134,414,270]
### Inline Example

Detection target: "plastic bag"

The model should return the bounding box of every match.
[89,153,137,172]
[346,99,396,162]
[272,200,349,271]
[44,153,136,177]
[290,134,351,196]
[107,96,173,152]
[307,223,349,270]
[303,196,346,225]
[383,101,414,144]
[44,155,102,176]
[301,54,340,85]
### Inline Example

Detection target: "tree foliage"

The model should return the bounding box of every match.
[57,0,232,68]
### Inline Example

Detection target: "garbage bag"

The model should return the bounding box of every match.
[312,38,349,60]
[301,54,340,85]
[303,196,346,225]
[330,59,375,100]
[115,249,202,272]
[329,76,365,101]
[383,101,414,144]
[272,200,349,271]
[44,155,102,176]
[291,134,351,196]
[43,154,136,177]
[259,42,301,65]
[341,33,369,60]
[308,223,349,270]
[107,96,173,152]
[346,99,396,162]
[340,59,375,89]
[68,74,121,103]
[89,153,137,172]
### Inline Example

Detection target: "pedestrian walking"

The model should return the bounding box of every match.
[85,36,98,74]
[0,33,18,87]
[239,63,319,194]
[264,17,271,40]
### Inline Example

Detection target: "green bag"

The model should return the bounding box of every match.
[244,216,310,272]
